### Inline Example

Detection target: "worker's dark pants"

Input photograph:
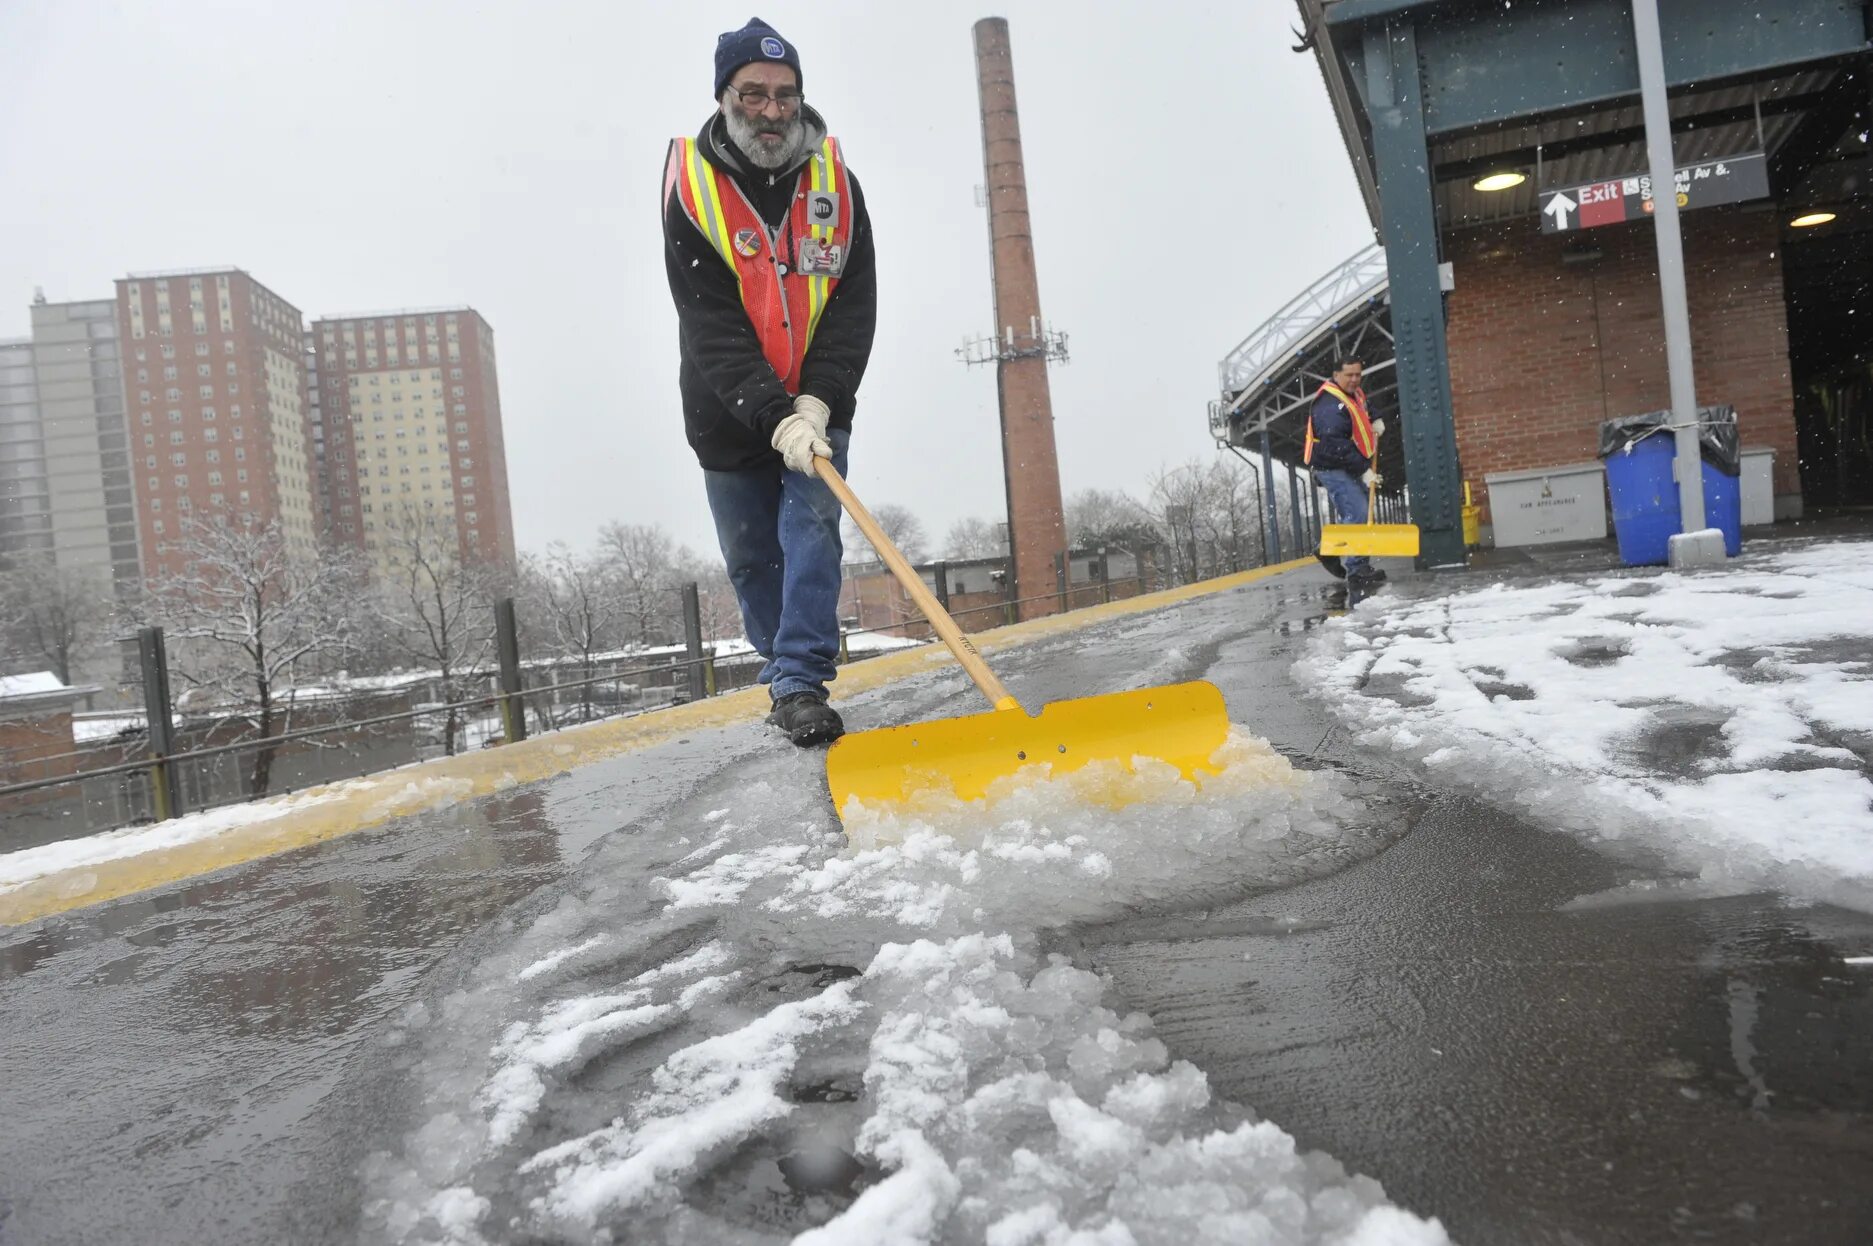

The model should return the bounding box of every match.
[703,427,848,700]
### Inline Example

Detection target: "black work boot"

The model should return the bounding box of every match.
[766,691,845,747]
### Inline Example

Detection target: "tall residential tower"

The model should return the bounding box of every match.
[113,269,318,579]
[310,307,515,577]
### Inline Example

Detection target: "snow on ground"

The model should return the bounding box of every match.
[1298,540,1873,911]
[0,671,69,697]
[0,785,347,892]
[358,729,1447,1245]
[0,763,487,894]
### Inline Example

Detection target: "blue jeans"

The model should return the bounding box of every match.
[1316,468,1371,577]
[703,427,848,700]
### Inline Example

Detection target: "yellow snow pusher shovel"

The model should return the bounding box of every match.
[814,457,1231,822]
[1318,458,1420,559]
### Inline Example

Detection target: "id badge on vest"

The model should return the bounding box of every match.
[796,237,846,277]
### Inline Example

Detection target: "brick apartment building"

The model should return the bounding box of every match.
[113,269,320,579]
[5,273,518,707]
[310,307,515,577]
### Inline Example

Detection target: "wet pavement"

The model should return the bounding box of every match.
[1081,575,1873,1245]
[2,557,1871,1244]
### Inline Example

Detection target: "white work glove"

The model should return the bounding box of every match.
[791,394,831,437]
[1361,468,1381,488]
[1371,418,1386,438]
[771,394,832,474]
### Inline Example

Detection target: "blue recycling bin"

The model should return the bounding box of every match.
[1602,430,1742,566]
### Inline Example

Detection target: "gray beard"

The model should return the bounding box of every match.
[723,106,805,171]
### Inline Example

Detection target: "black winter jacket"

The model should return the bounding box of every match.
[663,108,877,471]
[1306,389,1373,474]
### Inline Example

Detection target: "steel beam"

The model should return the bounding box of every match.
[1362,20,1466,567]
[1325,0,1452,24]
[1337,0,1870,138]
[1770,61,1870,194]
[1434,90,1831,188]
[1260,426,1283,564]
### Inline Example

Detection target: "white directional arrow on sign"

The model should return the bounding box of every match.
[1543,192,1578,230]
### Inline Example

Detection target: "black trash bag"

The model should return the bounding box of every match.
[1597,405,1741,476]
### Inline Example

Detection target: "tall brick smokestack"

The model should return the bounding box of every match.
[974,16,1067,622]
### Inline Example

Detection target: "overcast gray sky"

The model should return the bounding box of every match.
[1,0,1373,561]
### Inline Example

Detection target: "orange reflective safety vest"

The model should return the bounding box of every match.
[1302,382,1377,466]
[664,134,854,395]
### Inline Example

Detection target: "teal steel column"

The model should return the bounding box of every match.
[1361,20,1465,567]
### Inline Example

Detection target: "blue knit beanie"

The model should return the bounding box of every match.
[714,17,802,99]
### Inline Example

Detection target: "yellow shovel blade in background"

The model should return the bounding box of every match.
[827,680,1230,816]
[1319,460,1421,559]
[1318,521,1420,558]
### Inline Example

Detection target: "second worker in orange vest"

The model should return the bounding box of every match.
[663,18,877,747]
[1304,357,1389,586]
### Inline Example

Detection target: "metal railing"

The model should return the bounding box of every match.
[1217,243,1389,399]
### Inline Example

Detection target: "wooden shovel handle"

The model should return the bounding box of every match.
[814,456,1023,714]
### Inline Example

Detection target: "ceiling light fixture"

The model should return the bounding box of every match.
[1473,171,1527,192]
[1790,211,1837,228]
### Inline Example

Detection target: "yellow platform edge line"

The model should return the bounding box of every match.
[0,557,1315,926]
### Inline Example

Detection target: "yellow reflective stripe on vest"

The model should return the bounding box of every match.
[1319,382,1376,457]
[681,139,737,268]
[805,139,836,342]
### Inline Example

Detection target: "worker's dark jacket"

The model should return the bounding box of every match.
[662,107,877,471]
[1307,390,1372,474]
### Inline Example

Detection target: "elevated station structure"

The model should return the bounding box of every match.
[1211,245,1408,517]
[1220,0,1873,563]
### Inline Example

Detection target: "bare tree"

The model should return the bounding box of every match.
[137,515,360,795]
[1205,458,1264,574]
[535,542,620,724]
[1065,488,1160,553]
[373,504,498,756]
[844,503,927,564]
[0,552,113,686]
[674,550,741,643]
[597,522,683,647]
[941,515,1006,560]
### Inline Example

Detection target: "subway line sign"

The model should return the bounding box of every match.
[1539,151,1769,233]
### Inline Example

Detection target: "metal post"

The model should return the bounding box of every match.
[1632,0,1708,536]
[681,582,707,702]
[138,626,182,820]
[932,560,951,611]
[838,630,850,664]
[494,597,526,744]
[1362,19,1466,567]
[1309,476,1322,547]
[1287,460,1305,558]
[1054,550,1068,611]
[1253,465,1269,565]
[1259,426,1282,563]
[1098,546,1111,603]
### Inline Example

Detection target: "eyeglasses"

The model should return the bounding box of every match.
[727,85,803,113]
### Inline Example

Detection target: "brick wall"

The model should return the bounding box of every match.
[0,710,77,809]
[1444,207,1800,525]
